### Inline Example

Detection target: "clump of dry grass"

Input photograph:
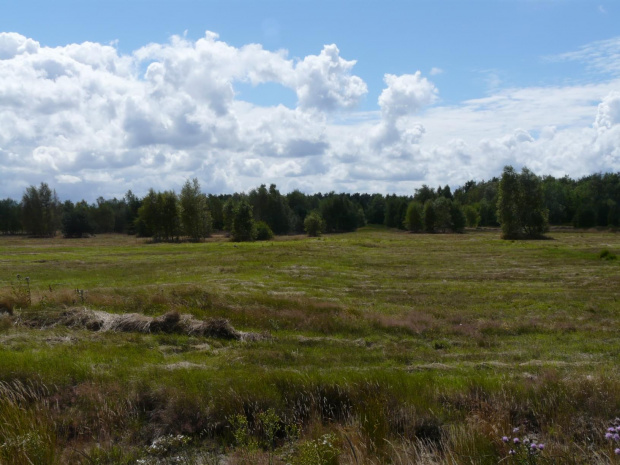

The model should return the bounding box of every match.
[0,314,12,332]
[0,296,15,315]
[18,307,252,340]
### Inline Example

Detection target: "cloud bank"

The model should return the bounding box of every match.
[0,31,619,200]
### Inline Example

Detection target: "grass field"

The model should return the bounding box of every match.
[1,226,619,464]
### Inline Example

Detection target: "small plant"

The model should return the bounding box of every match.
[75,288,86,304]
[599,249,618,260]
[146,434,190,457]
[291,433,340,465]
[11,274,31,308]
[257,408,281,464]
[604,418,620,457]
[500,427,546,464]
[228,413,258,450]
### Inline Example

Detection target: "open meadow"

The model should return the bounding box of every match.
[1,226,620,464]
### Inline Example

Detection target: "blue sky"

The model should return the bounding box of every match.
[1,1,620,200]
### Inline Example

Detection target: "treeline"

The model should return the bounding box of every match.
[1,169,619,240]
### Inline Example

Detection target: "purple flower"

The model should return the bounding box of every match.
[513,427,520,433]
[538,444,545,450]
[615,448,620,455]
[609,427,616,432]
[513,437,520,444]
[614,433,620,441]
[509,449,516,455]
[502,436,509,443]
[531,443,538,450]
[606,432,614,439]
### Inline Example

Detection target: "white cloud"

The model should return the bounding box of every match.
[378,72,437,122]
[551,36,620,76]
[0,32,620,200]
[293,44,367,111]
[429,67,443,76]
[0,32,39,59]
[56,174,81,184]
[594,91,620,130]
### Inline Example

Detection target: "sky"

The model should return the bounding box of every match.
[1,0,620,201]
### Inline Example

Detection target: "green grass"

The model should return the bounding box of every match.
[1,227,620,463]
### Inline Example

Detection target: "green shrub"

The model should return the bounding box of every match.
[291,434,340,465]
[255,221,274,241]
[231,200,256,242]
[599,249,617,260]
[304,211,325,237]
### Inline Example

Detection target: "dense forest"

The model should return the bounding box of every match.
[1,167,619,241]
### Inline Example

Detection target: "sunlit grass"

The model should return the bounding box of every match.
[0,227,619,462]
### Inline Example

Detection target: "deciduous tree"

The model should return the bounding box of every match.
[404,201,423,232]
[180,178,212,241]
[497,166,548,239]
[21,183,61,237]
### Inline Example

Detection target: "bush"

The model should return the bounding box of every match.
[599,249,617,260]
[255,221,274,241]
[231,200,256,242]
[304,211,325,237]
[291,434,340,465]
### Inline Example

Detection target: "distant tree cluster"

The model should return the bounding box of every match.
[135,179,213,242]
[21,183,62,237]
[2,168,619,241]
[402,188,466,234]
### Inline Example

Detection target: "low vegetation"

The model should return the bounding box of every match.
[0,226,619,463]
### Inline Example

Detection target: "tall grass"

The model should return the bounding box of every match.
[0,381,59,465]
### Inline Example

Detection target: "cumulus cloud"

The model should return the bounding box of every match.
[594,91,620,130]
[0,32,39,59]
[359,71,436,172]
[378,72,437,122]
[0,31,620,200]
[293,44,367,111]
